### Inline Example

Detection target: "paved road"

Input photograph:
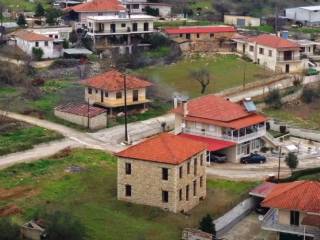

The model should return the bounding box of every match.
[0,110,175,168]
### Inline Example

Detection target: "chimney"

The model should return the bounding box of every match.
[173,97,178,108]
[182,100,188,117]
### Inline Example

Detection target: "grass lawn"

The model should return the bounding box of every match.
[0,149,257,240]
[134,55,271,98]
[0,125,63,156]
[264,100,320,130]
[0,0,48,11]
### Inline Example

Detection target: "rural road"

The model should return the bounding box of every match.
[0,110,175,168]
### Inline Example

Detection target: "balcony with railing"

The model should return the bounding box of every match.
[183,124,266,144]
[277,51,301,62]
[262,209,320,238]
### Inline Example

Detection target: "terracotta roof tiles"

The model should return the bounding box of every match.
[80,69,152,92]
[55,103,106,118]
[66,0,125,12]
[262,181,320,213]
[248,34,300,49]
[116,133,207,165]
[14,30,53,42]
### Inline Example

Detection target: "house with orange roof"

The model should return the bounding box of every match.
[115,133,207,213]
[172,95,267,163]
[234,34,306,73]
[80,69,152,114]
[261,180,320,240]
[11,30,62,59]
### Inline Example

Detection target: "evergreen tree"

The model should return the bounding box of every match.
[69,30,78,44]
[35,3,45,19]
[285,152,299,174]
[17,14,27,27]
[199,214,215,235]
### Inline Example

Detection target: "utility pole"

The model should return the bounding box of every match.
[275,4,279,34]
[87,99,90,130]
[243,61,246,89]
[0,4,3,43]
[277,147,282,182]
[123,73,128,143]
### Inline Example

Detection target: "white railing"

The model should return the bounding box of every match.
[183,127,266,143]
[262,209,320,238]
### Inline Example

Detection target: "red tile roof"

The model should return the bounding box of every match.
[164,26,236,35]
[80,69,152,92]
[172,95,267,130]
[55,103,106,118]
[66,0,125,12]
[179,134,236,151]
[14,30,53,42]
[249,182,276,198]
[262,181,320,213]
[248,34,300,49]
[116,133,207,165]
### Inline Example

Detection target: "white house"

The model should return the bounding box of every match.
[12,30,62,59]
[64,0,127,28]
[224,15,260,27]
[122,0,171,17]
[172,95,267,163]
[86,14,155,53]
[234,34,305,73]
[30,25,73,41]
[285,6,320,26]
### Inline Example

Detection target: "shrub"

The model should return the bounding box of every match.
[81,36,93,50]
[199,214,215,235]
[148,33,171,49]
[265,89,282,109]
[45,211,87,240]
[69,30,78,44]
[32,47,44,61]
[302,87,317,103]
[0,218,20,240]
[62,39,69,49]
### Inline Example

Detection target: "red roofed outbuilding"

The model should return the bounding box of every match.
[164,25,236,52]
[116,133,208,213]
[80,69,152,113]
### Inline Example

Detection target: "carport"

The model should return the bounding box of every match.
[179,134,236,163]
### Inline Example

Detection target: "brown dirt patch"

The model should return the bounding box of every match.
[0,204,22,217]
[0,186,39,200]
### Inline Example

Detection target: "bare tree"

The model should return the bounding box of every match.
[189,68,211,94]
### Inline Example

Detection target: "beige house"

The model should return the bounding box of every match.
[234,34,306,73]
[224,15,260,27]
[173,95,267,163]
[262,181,320,240]
[80,69,152,115]
[116,133,207,213]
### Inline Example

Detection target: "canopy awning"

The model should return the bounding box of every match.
[179,134,236,152]
[249,182,277,198]
[63,48,93,55]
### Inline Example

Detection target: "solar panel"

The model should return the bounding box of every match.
[243,99,257,112]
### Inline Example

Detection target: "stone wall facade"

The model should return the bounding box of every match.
[117,150,207,213]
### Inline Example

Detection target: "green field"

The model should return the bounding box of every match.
[0,125,63,156]
[0,0,48,11]
[135,55,271,98]
[0,149,257,240]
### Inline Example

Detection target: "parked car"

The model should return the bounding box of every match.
[210,153,227,163]
[255,206,269,215]
[240,153,266,164]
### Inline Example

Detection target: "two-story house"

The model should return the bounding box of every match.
[116,133,207,213]
[234,34,306,73]
[261,181,320,240]
[80,69,152,114]
[173,95,267,163]
[86,13,155,53]
[164,26,236,52]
